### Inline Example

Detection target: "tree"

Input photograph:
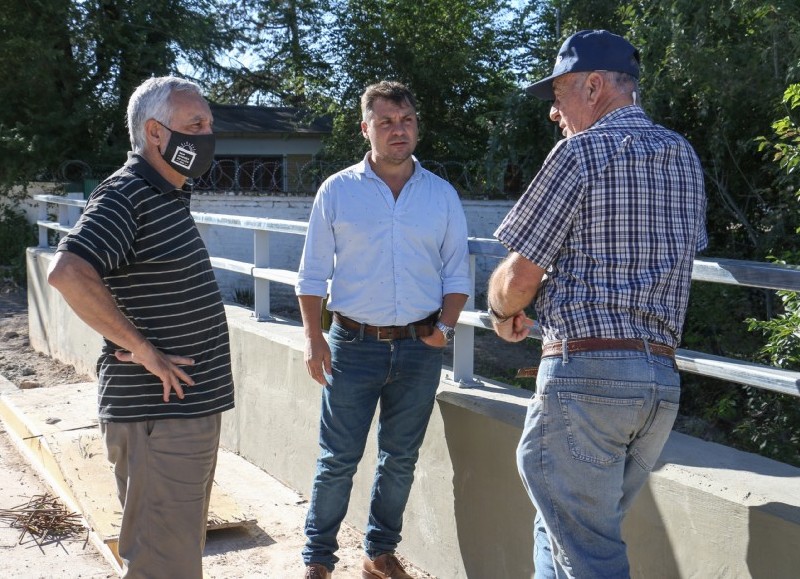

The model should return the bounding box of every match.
[321,0,518,174]
[208,0,333,106]
[619,1,800,465]
[0,0,234,191]
[0,0,89,190]
[484,0,626,197]
[623,0,800,260]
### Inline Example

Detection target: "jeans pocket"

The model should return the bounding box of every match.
[557,391,645,465]
[632,400,679,470]
[417,337,446,351]
[329,322,360,343]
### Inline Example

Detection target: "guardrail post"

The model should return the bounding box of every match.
[452,254,481,387]
[253,230,272,321]
[37,198,49,247]
[57,193,82,229]
[282,154,289,193]
[66,193,82,227]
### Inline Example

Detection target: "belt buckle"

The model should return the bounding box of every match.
[375,326,394,342]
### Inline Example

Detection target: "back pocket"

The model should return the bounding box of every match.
[557,392,644,465]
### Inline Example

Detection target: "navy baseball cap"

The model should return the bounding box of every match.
[526,30,640,100]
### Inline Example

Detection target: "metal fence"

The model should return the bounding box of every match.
[53,158,517,198]
[33,194,800,398]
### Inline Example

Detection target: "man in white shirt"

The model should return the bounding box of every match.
[296,80,470,579]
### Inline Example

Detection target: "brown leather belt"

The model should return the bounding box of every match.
[541,338,675,359]
[333,312,436,341]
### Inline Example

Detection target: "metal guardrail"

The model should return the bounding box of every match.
[33,194,800,397]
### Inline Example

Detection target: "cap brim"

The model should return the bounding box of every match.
[525,75,556,100]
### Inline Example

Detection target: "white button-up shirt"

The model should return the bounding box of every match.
[296,153,471,326]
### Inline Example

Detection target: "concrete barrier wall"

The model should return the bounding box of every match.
[26,248,800,578]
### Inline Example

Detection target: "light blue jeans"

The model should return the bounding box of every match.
[517,343,680,578]
[302,321,444,571]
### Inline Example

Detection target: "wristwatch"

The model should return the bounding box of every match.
[435,320,456,342]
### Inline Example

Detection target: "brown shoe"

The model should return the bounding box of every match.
[362,554,413,579]
[305,563,331,579]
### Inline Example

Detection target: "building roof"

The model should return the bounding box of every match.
[210,104,331,137]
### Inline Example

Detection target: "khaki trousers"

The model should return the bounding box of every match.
[102,413,222,579]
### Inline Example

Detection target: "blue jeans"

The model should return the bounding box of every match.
[517,344,680,579]
[302,321,444,571]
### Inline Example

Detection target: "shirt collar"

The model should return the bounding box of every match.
[123,152,184,194]
[356,151,423,184]
[592,105,653,130]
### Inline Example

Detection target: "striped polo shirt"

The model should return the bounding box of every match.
[57,153,234,422]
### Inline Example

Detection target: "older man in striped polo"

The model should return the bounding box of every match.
[48,76,233,578]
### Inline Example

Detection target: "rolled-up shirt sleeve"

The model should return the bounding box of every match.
[440,189,472,297]
[296,183,334,298]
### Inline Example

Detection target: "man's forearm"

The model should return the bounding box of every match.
[487,252,545,318]
[439,293,469,327]
[298,294,325,338]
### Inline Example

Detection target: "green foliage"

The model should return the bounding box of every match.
[0,205,36,284]
[484,90,556,196]
[758,84,800,182]
[565,0,800,466]
[623,0,800,260]
[677,277,800,466]
[208,0,333,107]
[748,289,800,367]
[739,84,800,467]
[732,387,800,466]
[233,287,255,308]
[320,0,518,172]
[0,1,235,192]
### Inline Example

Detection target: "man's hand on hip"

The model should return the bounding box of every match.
[114,347,195,402]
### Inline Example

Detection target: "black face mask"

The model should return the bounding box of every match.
[156,120,215,179]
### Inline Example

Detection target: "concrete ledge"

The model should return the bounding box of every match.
[27,248,103,378]
[26,248,800,578]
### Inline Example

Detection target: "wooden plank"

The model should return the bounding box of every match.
[49,429,254,543]
[0,383,255,558]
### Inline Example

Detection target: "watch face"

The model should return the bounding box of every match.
[437,321,455,340]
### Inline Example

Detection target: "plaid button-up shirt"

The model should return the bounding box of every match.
[495,106,708,348]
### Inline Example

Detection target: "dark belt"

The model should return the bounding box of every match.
[333,312,436,341]
[541,338,675,359]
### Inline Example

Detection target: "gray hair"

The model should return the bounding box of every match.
[126,76,204,152]
[601,71,639,95]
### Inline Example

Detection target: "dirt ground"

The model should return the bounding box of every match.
[0,281,114,577]
[0,282,90,390]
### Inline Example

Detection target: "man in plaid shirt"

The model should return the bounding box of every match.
[488,30,707,578]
